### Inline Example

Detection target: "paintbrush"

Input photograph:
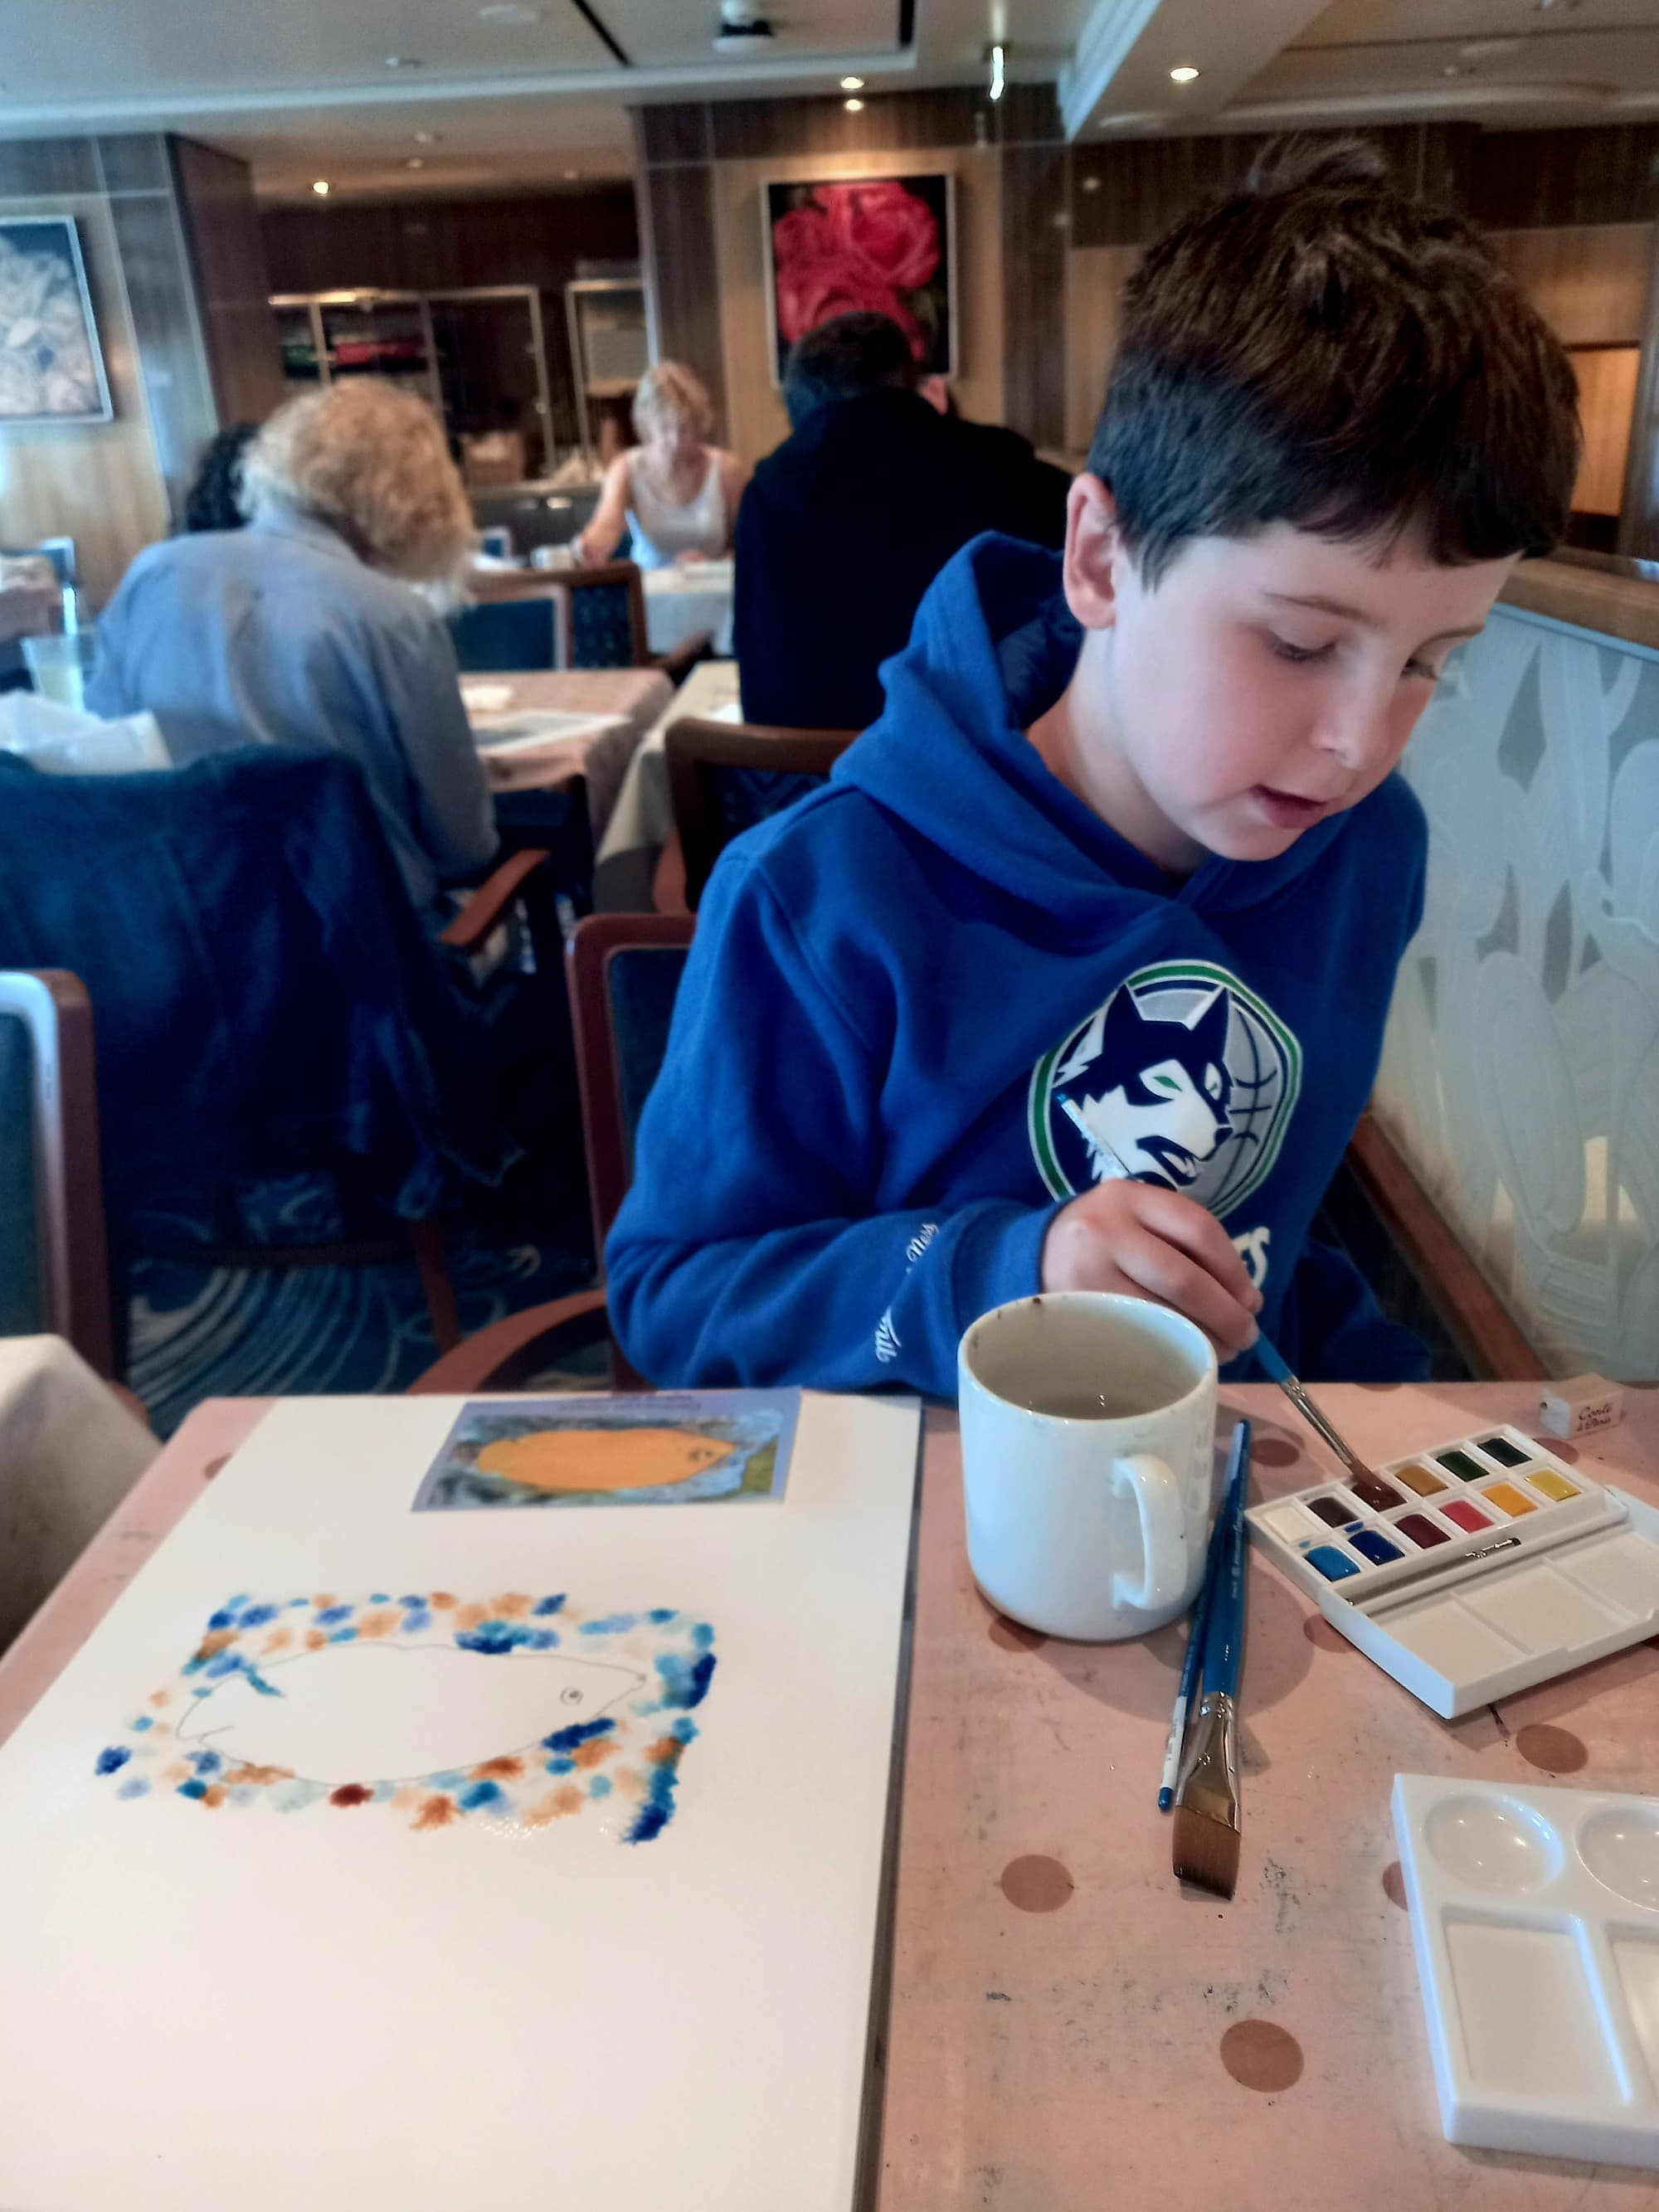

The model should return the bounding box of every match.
[1171,1419,1249,1899]
[1250,1332,1381,1494]
[1158,1417,1249,1811]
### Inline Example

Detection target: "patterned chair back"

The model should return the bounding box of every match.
[664,717,858,908]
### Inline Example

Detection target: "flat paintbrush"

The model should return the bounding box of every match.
[1158,1417,1248,1811]
[1171,1418,1249,1899]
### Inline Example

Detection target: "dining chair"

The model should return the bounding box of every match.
[408,910,695,1394]
[0,970,115,1378]
[664,716,859,908]
[451,563,710,680]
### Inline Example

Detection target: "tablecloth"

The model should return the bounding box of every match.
[594,658,741,909]
[642,558,735,658]
[462,667,672,845]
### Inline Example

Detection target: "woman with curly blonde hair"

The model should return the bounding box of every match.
[90,381,494,913]
[575,361,746,569]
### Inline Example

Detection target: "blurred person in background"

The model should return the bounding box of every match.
[734,311,1070,731]
[182,422,257,534]
[575,361,746,570]
[90,380,495,914]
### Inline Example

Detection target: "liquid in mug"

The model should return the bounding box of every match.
[1003,1386,1162,1420]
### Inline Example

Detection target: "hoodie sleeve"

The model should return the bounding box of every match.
[605,853,1053,1396]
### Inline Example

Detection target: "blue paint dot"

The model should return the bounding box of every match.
[287,1597,309,1609]
[204,1650,242,1676]
[459,1779,503,1812]
[654,1650,716,1710]
[189,1750,221,1776]
[429,1771,466,1791]
[542,1717,615,1754]
[117,1777,150,1800]
[132,1715,153,1733]
[206,1609,235,1631]
[690,1623,715,1650]
[328,1627,358,1643]
[401,1612,431,1636]
[178,1779,208,1801]
[315,1604,353,1626]
[399,1594,427,1610]
[369,1592,389,1604]
[545,1757,574,1775]
[456,1624,529,1655]
[237,1603,279,1628]
[648,1607,675,1625]
[581,1613,637,1636]
[527,1629,558,1650]
[533,1594,566,1616]
[587,1775,612,1799]
[95,1745,131,1776]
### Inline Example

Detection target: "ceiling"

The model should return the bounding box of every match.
[2,0,1657,202]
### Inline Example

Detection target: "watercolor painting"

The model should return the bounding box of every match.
[412,1389,800,1511]
[0,217,113,425]
[763,174,955,383]
[95,1591,716,1840]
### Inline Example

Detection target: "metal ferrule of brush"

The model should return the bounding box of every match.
[1283,1376,1358,1472]
[1173,1689,1239,1830]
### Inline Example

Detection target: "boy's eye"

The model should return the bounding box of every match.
[1270,636,1332,666]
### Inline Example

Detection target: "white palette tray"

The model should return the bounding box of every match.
[1246,1423,1659,1715]
[1393,1773,1659,2168]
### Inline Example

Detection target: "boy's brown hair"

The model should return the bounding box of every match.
[1087,137,1582,583]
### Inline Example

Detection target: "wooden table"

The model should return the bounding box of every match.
[460,667,672,841]
[2,1382,1655,2210]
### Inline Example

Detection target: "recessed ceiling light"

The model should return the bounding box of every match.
[1082,175,1101,192]
[1169,65,1199,84]
[479,2,542,20]
[844,95,864,111]
[988,42,1005,101]
[840,75,864,91]
[563,168,579,179]
[312,178,330,195]
[384,54,422,69]
[412,130,441,145]
[405,158,425,169]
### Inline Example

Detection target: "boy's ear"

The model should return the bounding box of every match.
[1063,474,1127,634]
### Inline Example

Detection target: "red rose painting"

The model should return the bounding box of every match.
[766,173,953,382]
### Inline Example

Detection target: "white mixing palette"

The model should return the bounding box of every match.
[1247,1424,1659,1716]
[1393,1773,1659,2167]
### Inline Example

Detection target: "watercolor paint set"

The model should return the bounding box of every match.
[1392,1772,1659,2166]
[1245,1423,1659,1716]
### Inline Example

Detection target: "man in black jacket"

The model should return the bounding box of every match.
[734,313,1071,731]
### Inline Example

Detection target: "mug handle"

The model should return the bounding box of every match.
[1109,1453,1190,1612]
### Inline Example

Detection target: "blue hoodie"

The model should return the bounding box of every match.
[607,534,1431,1398]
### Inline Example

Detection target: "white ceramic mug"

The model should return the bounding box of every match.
[958,1291,1219,1641]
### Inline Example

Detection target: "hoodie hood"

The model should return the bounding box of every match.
[834,531,1354,923]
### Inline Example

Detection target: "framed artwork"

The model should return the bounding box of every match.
[0,216,114,426]
[763,172,956,384]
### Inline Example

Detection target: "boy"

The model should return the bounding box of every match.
[606,141,1580,1396]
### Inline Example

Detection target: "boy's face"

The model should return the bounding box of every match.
[1053,479,1519,873]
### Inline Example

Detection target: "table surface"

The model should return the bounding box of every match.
[3,1380,1655,2210]
[460,666,671,824]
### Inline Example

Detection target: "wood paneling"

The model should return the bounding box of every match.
[1002,145,1068,451]
[1569,346,1640,516]
[1065,242,1140,458]
[1470,124,1659,233]
[1488,225,1651,347]
[0,139,100,197]
[0,189,170,604]
[644,162,727,443]
[639,104,711,167]
[708,89,989,163]
[169,137,285,425]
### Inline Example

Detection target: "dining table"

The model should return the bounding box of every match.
[641,555,735,658]
[2,1375,1653,2209]
[594,655,740,908]
[460,666,672,847]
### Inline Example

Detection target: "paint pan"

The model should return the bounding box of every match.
[1245,1423,1659,1717]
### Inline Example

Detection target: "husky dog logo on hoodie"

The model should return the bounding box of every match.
[1029,960,1301,1218]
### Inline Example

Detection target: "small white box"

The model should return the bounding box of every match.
[1540,1373,1626,1441]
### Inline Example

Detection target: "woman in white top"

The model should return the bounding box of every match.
[575,362,746,570]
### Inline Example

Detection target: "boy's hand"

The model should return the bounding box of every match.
[1040,1181,1263,1359]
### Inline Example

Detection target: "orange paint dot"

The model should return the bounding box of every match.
[453,1602,489,1632]
[552,1783,583,1816]
[161,1762,190,1786]
[261,1628,293,1655]
[472,1756,524,1780]
[355,1611,397,1640]
[201,1786,226,1809]
[572,1736,615,1771]
[312,1595,337,1612]
[413,1794,455,1829]
[304,1629,327,1650]
[490,1593,532,1619]
[428,1591,456,1610]
[645,1736,684,1767]
[149,1689,172,1709]
[195,1629,238,1660]
[330,1783,372,1807]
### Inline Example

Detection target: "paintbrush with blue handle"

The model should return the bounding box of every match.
[1171,1417,1251,1899]
[1158,1417,1249,1811]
